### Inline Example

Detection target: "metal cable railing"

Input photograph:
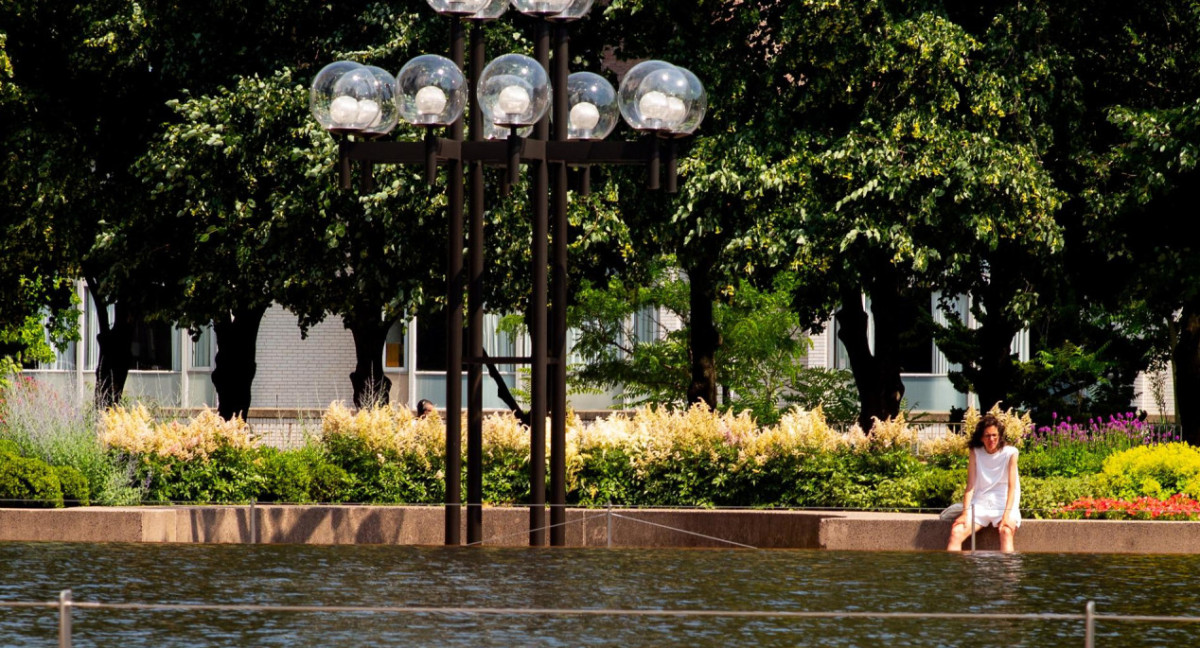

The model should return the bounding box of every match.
[4,592,1200,648]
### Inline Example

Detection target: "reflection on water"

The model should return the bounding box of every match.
[2,543,1198,647]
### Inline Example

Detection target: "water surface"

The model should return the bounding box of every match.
[2,543,1197,646]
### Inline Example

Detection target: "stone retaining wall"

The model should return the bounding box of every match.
[2,506,1198,553]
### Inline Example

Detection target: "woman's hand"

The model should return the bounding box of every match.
[1000,510,1019,532]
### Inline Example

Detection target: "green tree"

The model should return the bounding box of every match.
[585,0,811,409]
[134,73,314,419]
[569,267,858,425]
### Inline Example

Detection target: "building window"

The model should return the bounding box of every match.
[191,326,214,368]
[830,292,935,374]
[896,289,934,374]
[414,314,520,372]
[130,320,176,371]
[384,320,405,370]
[416,316,462,372]
[22,324,76,371]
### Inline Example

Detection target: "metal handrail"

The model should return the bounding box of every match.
[5,591,1200,648]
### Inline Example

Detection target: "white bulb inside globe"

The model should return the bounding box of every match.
[330,95,361,126]
[358,99,382,128]
[415,86,449,116]
[663,96,687,125]
[497,85,532,118]
[569,102,601,131]
[638,91,669,122]
[539,0,571,12]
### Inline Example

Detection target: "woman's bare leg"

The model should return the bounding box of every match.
[998,524,1016,553]
[947,521,983,551]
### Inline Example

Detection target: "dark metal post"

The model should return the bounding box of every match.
[444,15,466,546]
[549,20,570,547]
[647,135,661,190]
[467,21,486,546]
[339,139,352,190]
[665,138,678,194]
[529,17,551,546]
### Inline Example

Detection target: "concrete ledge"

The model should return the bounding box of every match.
[0,507,176,543]
[2,506,1200,553]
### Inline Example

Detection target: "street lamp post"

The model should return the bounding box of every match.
[310,0,705,546]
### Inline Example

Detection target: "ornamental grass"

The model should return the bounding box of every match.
[0,379,141,505]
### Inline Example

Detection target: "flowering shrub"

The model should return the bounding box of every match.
[1054,494,1200,521]
[101,405,259,461]
[100,405,263,503]
[1099,443,1200,500]
[321,401,444,460]
[26,396,1192,512]
[1021,412,1180,478]
[963,405,1033,449]
[320,402,446,503]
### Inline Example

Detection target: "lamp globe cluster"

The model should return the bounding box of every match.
[310,1,704,140]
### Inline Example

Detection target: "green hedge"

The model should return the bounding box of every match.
[54,465,90,507]
[0,452,64,508]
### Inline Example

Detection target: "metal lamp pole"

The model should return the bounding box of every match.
[314,0,703,547]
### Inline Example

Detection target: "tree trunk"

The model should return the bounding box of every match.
[345,315,393,409]
[686,263,719,407]
[211,304,267,421]
[87,277,134,409]
[836,277,905,432]
[972,314,1021,413]
[1173,299,1200,445]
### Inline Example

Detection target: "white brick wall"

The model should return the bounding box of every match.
[1132,366,1176,419]
[808,324,831,369]
[251,305,359,409]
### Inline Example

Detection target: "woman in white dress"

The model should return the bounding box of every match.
[947,414,1021,552]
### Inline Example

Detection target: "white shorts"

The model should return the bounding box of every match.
[968,505,1021,528]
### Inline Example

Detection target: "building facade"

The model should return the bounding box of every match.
[26,283,1174,418]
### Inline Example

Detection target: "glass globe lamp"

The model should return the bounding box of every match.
[426,0,489,15]
[617,60,691,133]
[670,66,707,136]
[510,0,571,17]
[470,0,509,20]
[396,55,468,127]
[478,54,551,128]
[565,72,617,140]
[311,61,370,133]
[360,66,400,136]
[311,62,391,133]
[548,0,594,21]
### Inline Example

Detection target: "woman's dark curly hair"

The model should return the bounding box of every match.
[968,414,1006,449]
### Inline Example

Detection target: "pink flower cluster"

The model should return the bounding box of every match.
[1055,494,1200,521]
[1025,411,1180,449]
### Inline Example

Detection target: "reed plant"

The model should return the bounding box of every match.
[0,377,142,505]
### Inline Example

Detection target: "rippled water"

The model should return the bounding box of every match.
[2,543,1198,647]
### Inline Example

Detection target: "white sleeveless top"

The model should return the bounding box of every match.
[972,445,1020,515]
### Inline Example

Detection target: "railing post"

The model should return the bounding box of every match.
[58,589,72,648]
[606,502,613,548]
[969,503,976,551]
[1084,601,1095,648]
[249,498,257,544]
